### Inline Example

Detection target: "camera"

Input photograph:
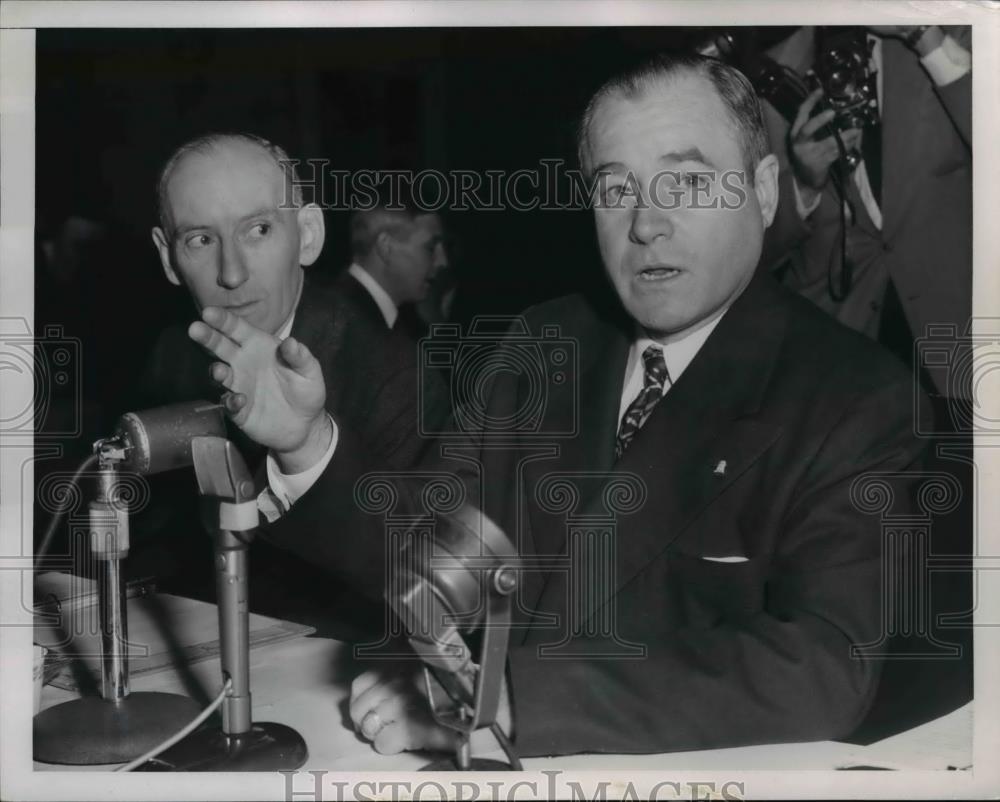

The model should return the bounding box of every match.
[419,317,578,438]
[0,318,82,438]
[694,26,877,167]
[913,321,1000,437]
[810,27,879,133]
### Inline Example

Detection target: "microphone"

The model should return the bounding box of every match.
[107,401,227,475]
[387,503,519,770]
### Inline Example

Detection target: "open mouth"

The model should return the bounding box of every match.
[637,266,682,281]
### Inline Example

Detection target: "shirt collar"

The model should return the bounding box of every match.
[274,271,304,340]
[626,311,726,388]
[348,263,398,328]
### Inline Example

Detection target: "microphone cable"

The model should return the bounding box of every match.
[34,452,100,571]
[114,676,233,771]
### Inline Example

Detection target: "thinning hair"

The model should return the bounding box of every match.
[155,132,304,231]
[349,206,425,262]
[577,52,769,181]
[349,178,429,263]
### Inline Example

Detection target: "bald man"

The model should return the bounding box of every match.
[137,133,449,634]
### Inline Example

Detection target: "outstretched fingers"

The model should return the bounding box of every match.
[202,306,257,345]
[277,336,319,376]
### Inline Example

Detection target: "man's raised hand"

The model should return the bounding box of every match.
[189,306,331,474]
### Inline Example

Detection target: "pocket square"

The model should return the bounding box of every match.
[701,555,749,563]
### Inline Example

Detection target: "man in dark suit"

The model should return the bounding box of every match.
[138,133,448,633]
[189,56,926,756]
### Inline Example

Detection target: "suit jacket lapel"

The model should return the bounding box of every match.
[521,303,631,560]
[529,270,787,627]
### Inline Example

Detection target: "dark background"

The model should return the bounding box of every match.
[35,26,712,450]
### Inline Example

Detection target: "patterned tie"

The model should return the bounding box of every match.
[615,345,670,460]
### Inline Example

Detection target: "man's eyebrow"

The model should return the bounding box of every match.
[591,161,628,175]
[659,148,716,168]
[236,206,279,224]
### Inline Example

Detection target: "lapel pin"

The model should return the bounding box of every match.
[713,460,727,476]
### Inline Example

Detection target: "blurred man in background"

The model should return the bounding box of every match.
[347,205,448,328]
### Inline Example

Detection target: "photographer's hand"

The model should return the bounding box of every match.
[788,88,862,207]
[189,306,331,474]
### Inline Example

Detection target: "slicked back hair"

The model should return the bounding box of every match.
[155,132,304,232]
[577,53,769,183]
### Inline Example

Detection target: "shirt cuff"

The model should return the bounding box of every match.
[792,176,823,220]
[261,414,339,518]
[921,35,971,87]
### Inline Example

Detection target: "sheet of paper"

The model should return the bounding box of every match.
[34,585,314,692]
[836,702,973,770]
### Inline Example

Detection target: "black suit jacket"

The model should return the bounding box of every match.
[267,268,927,754]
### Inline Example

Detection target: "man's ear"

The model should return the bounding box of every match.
[372,228,395,265]
[753,153,780,228]
[296,204,326,267]
[151,226,182,286]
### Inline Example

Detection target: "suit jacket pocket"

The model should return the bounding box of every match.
[665,549,771,626]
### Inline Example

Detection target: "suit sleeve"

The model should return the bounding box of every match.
[759,99,823,274]
[507,377,926,756]
[930,27,972,148]
[933,72,971,150]
[260,371,476,602]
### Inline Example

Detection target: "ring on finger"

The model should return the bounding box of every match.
[361,709,386,740]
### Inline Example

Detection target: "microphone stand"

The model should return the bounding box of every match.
[135,436,307,770]
[33,439,202,764]
[420,563,518,771]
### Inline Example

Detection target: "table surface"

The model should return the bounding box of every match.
[34,594,974,772]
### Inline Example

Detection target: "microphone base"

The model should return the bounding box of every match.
[133,722,307,771]
[34,692,203,765]
[421,756,517,771]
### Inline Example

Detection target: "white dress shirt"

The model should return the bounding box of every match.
[617,313,725,429]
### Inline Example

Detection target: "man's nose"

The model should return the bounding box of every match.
[217,241,249,289]
[433,242,449,273]
[628,195,676,245]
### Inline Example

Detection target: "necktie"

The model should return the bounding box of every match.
[615,345,670,461]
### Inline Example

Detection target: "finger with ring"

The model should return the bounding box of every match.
[361,709,387,740]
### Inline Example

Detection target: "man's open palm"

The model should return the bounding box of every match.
[189,306,326,456]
